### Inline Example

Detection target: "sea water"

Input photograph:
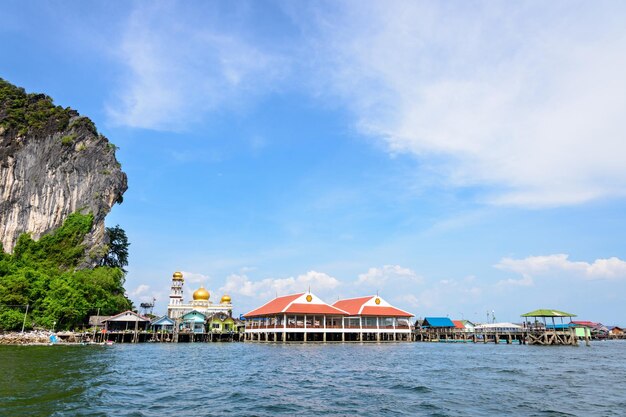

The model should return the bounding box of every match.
[1,341,625,416]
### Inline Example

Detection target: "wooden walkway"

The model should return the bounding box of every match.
[415,328,590,346]
[415,329,526,344]
[90,331,243,343]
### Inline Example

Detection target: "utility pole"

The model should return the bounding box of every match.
[21,304,29,333]
[92,307,100,342]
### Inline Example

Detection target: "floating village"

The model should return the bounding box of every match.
[6,271,619,347]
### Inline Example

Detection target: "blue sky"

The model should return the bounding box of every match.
[3,1,626,323]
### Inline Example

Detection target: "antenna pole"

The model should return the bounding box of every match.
[21,304,29,333]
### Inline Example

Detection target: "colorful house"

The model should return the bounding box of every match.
[151,316,175,333]
[461,320,475,332]
[180,310,206,334]
[452,320,467,332]
[207,312,237,333]
[571,321,609,339]
[420,317,455,328]
[103,311,150,332]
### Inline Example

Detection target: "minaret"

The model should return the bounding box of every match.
[167,271,184,318]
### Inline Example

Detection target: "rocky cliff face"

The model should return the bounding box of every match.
[0,79,127,264]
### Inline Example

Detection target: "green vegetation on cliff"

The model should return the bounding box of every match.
[0,213,132,331]
[0,78,75,137]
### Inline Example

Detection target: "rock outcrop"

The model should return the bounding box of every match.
[0,78,127,264]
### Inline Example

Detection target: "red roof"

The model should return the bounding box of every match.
[360,306,413,317]
[333,297,373,315]
[452,320,465,329]
[244,293,303,317]
[571,321,598,327]
[333,296,413,317]
[244,293,348,318]
[104,310,149,322]
[285,303,348,315]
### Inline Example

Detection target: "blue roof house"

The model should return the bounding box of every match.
[180,310,206,334]
[151,316,175,333]
[421,317,455,328]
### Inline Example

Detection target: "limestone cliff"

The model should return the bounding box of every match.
[0,78,127,264]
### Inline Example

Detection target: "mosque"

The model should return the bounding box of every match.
[167,272,233,319]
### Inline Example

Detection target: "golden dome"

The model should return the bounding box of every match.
[220,294,232,304]
[173,271,184,281]
[193,286,210,301]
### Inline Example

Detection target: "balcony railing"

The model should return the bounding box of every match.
[245,319,411,330]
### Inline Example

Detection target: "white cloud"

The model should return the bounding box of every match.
[107,3,285,130]
[220,270,341,300]
[399,278,482,314]
[181,271,210,285]
[299,2,626,207]
[495,254,626,281]
[353,265,426,314]
[397,294,421,309]
[105,2,626,206]
[130,284,150,297]
[357,264,422,286]
[496,275,534,288]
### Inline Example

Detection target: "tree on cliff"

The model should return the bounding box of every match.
[0,213,132,331]
[100,225,130,274]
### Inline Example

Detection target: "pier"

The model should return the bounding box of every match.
[521,309,589,346]
[75,305,597,346]
[415,328,527,344]
[88,329,243,344]
[412,309,593,346]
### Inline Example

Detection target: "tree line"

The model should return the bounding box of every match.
[0,213,133,331]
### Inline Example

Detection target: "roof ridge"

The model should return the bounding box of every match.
[108,310,148,321]
[334,295,375,302]
[332,306,350,315]
[243,292,305,317]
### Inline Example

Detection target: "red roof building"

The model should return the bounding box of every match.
[333,296,413,317]
[243,293,414,343]
[452,320,466,330]
[571,321,599,328]
[244,293,348,318]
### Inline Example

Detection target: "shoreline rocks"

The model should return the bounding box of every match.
[0,330,91,345]
[0,331,53,345]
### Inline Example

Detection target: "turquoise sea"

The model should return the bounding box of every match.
[1,341,625,416]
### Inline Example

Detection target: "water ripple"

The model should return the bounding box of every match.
[2,341,626,416]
